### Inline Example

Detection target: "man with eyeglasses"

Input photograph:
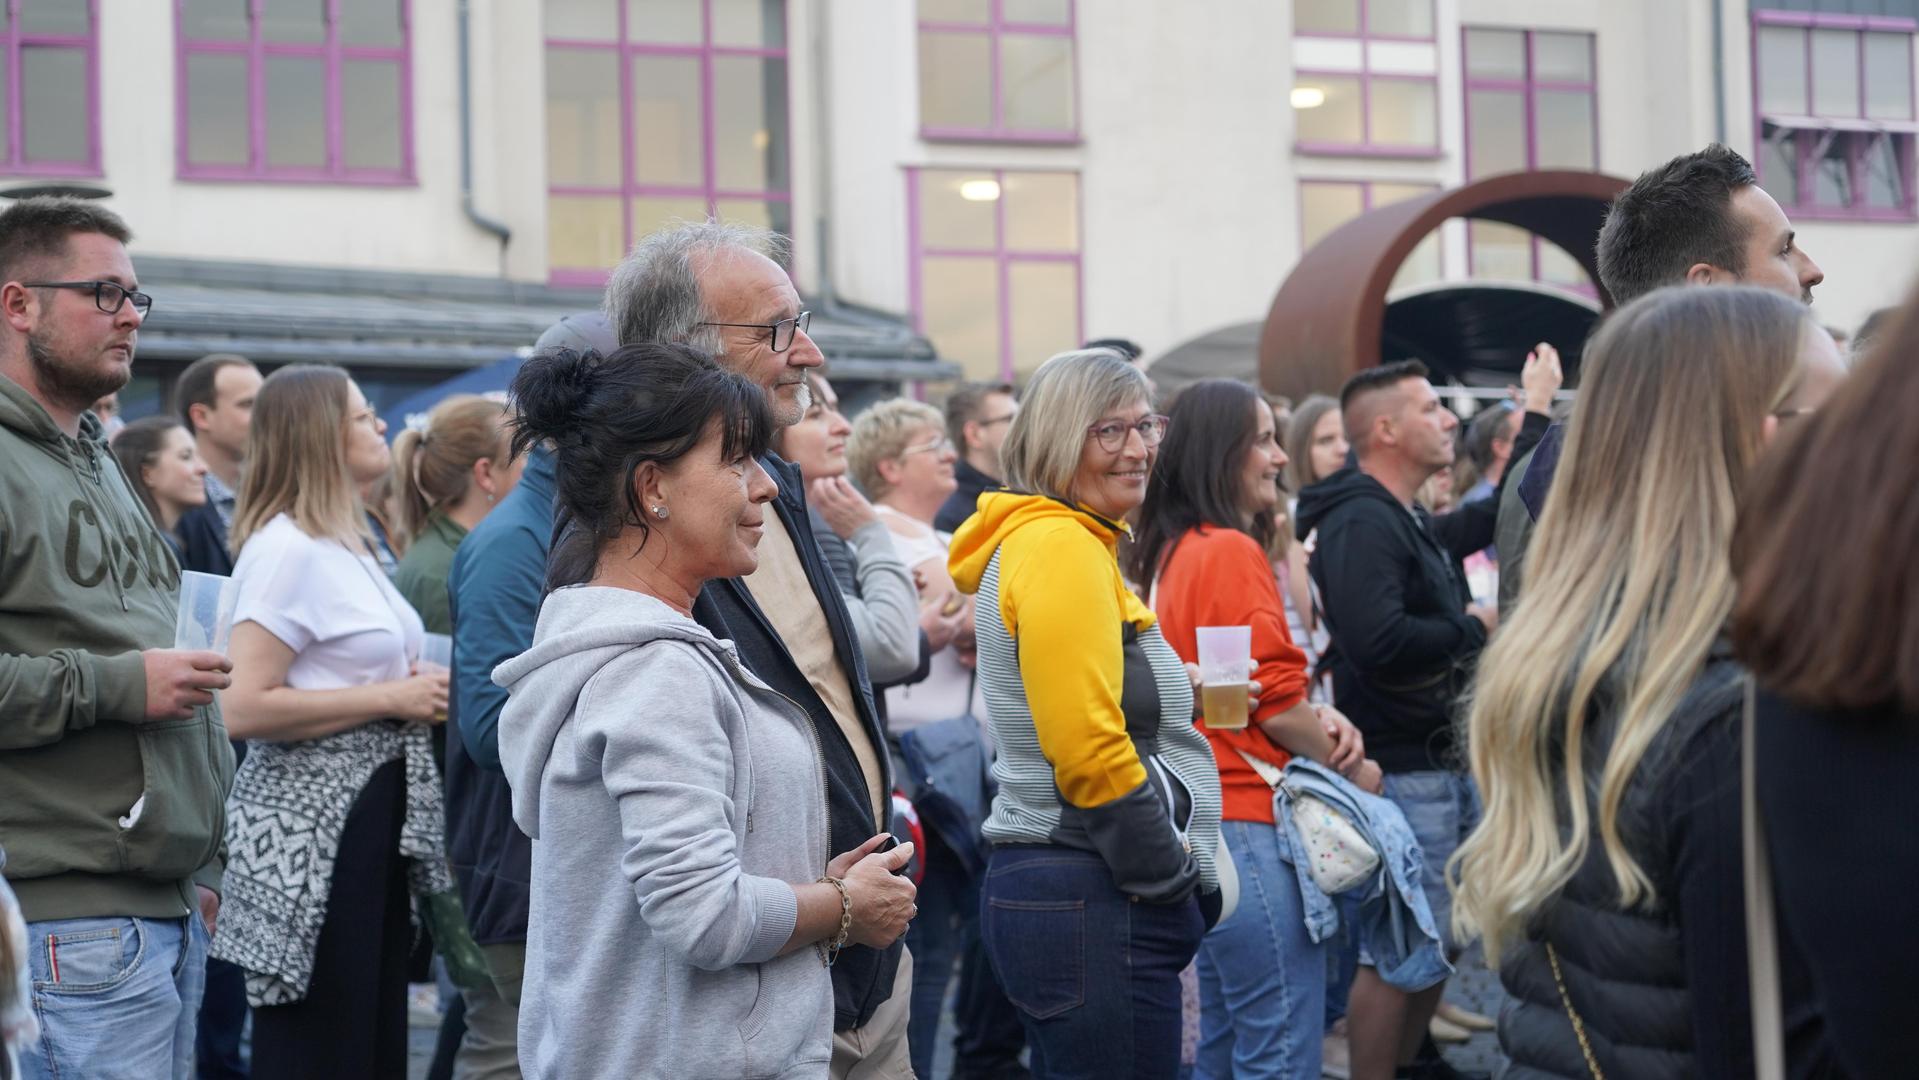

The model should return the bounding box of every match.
[0,197,234,1080]
[934,381,1019,536]
[604,222,916,1080]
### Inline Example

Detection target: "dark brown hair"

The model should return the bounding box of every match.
[1128,379,1274,585]
[174,353,255,433]
[1732,295,1919,712]
[1595,144,1755,305]
[0,197,133,284]
[111,414,187,531]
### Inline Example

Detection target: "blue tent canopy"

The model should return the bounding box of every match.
[384,353,525,442]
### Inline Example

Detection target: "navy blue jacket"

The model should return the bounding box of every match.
[443,447,553,946]
[175,502,234,577]
[693,452,901,1032]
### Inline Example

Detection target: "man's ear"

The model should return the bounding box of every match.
[1684,262,1724,286]
[0,281,36,334]
[187,401,212,434]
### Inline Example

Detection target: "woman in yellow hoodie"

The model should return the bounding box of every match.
[948,347,1223,1079]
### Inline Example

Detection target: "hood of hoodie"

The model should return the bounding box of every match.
[492,585,752,839]
[948,490,1155,628]
[0,371,103,455]
[1293,465,1408,538]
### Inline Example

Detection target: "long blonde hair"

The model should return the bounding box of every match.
[389,394,512,545]
[1449,286,1808,964]
[231,365,367,552]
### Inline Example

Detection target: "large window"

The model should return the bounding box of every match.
[177,0,412,183]
[1292,0,1438,155]
[908,168,1079,381]
[1298,179,1441,289]
[1462,27,1597,285]
[918,0,1076,142]
[1753,11,1916,221]
[544,0,790,283]
[0,1,97,176]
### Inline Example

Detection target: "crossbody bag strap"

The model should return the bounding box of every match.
[1744,678,1787,1080]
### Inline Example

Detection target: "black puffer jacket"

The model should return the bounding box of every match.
[1498,647,1756,1080]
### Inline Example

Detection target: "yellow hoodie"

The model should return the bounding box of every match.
[948,491,1158,808]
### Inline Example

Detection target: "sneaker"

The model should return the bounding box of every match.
[1321,1029,1351,1079]
[1428,1014,1472,1044]
[1435,1001,1495,1032]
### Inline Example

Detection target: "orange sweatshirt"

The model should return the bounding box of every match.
[1153,525,1309,824]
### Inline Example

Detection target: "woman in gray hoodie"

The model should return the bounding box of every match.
[494,343,918,1080]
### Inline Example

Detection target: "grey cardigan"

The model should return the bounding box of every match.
[496,586,833,1079]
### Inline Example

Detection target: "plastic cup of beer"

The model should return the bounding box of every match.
[174,571,238,654]
[1196,625,1253,730]
[419,633,452,672]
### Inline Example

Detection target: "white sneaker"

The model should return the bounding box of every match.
[1436,1000,1495,1032]
[1321,1029,1352,1079]
[1429,1014,1473,1044]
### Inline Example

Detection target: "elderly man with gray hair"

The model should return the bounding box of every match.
[604,222,916,1080]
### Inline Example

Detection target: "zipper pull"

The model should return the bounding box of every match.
[121,594,129,612]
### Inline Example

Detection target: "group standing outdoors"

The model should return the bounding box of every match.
[0,136,1915,1080]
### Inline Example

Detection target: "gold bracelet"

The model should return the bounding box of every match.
[815,876,852,968]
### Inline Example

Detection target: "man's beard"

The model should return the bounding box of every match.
[771,378,811,428]
[28,330,128,415]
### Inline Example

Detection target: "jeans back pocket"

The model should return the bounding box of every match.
[983,899,1085,1020]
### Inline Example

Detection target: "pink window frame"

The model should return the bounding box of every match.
[1461,28,1599,283]
[546,1,793,286]
[0,0,101,177]
[918,0,1078,144]
[1750,9,1918,222]
[174,0,415,185]
[1292,0,1440,157]
[905,166,1083,382]
[1297,178,1443,260]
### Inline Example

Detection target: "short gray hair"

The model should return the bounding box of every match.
[1001,348,1150,504]
[603,220,792,350]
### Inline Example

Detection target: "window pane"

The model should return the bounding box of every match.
[181,0,250,41]
[546,0,619,41]
[1367,0,1432,38]
[1863,134,1906,209]
[1294,0,1358,36]
[545,48,621,186]
[1757,26,1808,116]
[265,56,326,167]
[1371,182,1434,207]
[18,0,89,35]
[1001,34,1074,132]
[920,0,989,24]
[339,0,405,48]
[1469,220,1531,280]
[1293,74,1362,143]
[1003,0,1070,26]
[712,0,786,47]
[20,48,87,163]
[1813,137,1851,206]
[1535,90,1595,169]
[1467,88,1526,176]
[261,0,325,43]
[1761,128,1799,205]
[1300,182,1364,252]
[185,53,249,166]
[1464,29,1524,79]
[1812,28,1861,117]
[626,0,702,46]
[712,56,790,193]
[715,198,793,237]
[1865,33,1913,121]
[1533,32,1592,83]
[918,169,998,251]
[1008,261,1079,379]
[1002,172,1077,251]
[1370,78,1435,146]
[631,55,703,186]
[919,31,992,129]
[632,195,713,241]
[1538,241,1590,288]
[920,256,1002,381]
[342,59,403,171]
[1390,233,1442,291]
[548,194,625,270]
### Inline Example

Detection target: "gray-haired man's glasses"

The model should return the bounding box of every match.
[698,310,812,352]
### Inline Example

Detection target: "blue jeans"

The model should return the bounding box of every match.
[19,914,207,1080]
[1194,820,1326,1080]
[981,845,1205,1079]
[1377,771,1481,958]
[906,825,976,1080]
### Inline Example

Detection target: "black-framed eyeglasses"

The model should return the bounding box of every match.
[1086,414,1170,453]
[698,309,811,352]
[21,280,153,318]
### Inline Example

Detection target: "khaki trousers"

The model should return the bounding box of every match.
[830,947,915,1080]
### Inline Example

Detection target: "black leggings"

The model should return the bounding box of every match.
[251,759,411,1080]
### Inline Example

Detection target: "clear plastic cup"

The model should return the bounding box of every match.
[1195,625,1253,730]
[174,571,238,654]
[420,633,452,672]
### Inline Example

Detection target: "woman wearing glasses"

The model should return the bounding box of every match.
[948,348,1224,1078]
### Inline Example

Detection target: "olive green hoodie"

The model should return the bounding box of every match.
[0,375,233,923]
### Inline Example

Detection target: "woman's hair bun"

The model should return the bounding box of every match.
[510,346,602,446]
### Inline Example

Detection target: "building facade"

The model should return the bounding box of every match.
[23,0,1916,407]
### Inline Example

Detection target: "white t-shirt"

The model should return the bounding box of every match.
[232,513,422,691]
[874,507,987,731]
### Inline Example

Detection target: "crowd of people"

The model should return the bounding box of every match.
[0,137,1914,1080]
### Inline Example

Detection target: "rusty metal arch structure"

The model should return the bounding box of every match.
[1258,170,1632,401]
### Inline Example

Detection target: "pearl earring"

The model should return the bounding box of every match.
[652,505,668,519]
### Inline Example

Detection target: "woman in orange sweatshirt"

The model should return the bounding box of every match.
[1132,378,1380,1080]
